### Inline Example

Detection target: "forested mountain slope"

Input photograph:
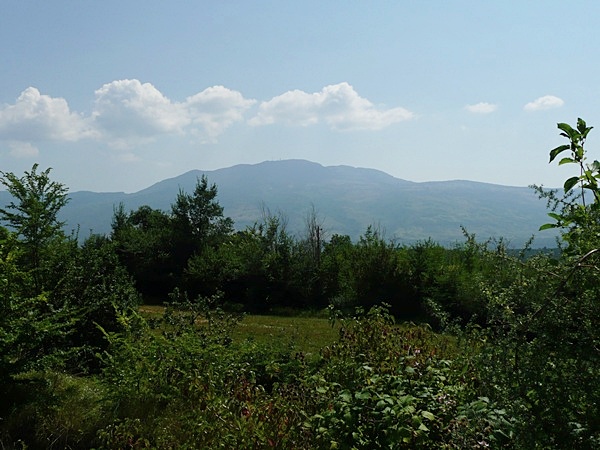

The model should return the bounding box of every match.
[0,159,558,247]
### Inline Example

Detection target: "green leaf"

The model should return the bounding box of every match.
[539,223,557,231]
[564,176,580,192]
[557,122,577,139]
[558,157,575,166]
[547,212,562,221]
[549,144,570,163]
[577,117,589,134]
[355,391,371,400]
[339,391,352,402]
[421,411,435,421]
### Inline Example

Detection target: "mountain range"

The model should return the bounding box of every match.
[1,160,559,248]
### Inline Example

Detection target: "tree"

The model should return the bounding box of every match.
[0,164,69,292]
[111,204,176,300]
[171,176,234,285]
[50,234,140,372]
[171,176,233,247]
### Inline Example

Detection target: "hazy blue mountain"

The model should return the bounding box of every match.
[0,160,559,247]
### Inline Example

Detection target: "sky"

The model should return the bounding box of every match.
[2,1,600,193]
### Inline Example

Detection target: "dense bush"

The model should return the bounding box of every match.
[470,119,600,447]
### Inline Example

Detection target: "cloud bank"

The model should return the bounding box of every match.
[524,95,564,111]
[0,80,255,151]
[0,81,414,157]
[249,82,414,130]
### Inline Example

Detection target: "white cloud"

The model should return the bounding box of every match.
[92,80,189,145]
[185,85,256,142]
[0,87,95,142]
[249,82,413,130]
[524,95,564,111]
[0,81,407,151]
[8,141,39,158]
[465,102,497,114]
[92,80,255,146]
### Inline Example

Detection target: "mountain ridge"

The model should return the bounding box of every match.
[0,160,558,247]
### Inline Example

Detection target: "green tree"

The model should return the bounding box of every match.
[0,226,73,379]
[171,175,233,262]
[172,176,234,296]
[50,234,140,372]
[0,164,69,292]
[111,204,176,300]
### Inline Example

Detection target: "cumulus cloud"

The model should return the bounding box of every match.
[0,81,410,152]
[8,141,39,158]
[185,85,256,142]
[0,87,95,142]
[92,80,255,146]
[524,95,564,111]
[0,81,255,150]
[92,80,189,141]
[465,102,497,114]
[249,82,413,130]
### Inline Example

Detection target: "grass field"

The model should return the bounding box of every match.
[139,305,340,358]
[233,314,339,358]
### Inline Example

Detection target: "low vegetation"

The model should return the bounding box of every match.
[0,119,599,448]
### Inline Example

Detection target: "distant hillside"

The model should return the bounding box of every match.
[0,160,559,247]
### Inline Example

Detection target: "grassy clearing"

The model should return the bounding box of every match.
[233,315,339,358]
[139,305,340,357]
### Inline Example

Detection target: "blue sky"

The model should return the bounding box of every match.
[2,1,600,192]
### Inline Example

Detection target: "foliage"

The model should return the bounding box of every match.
[0,167,75,379]
[472,119,600,447]
[111,204,176,300]
[185,211,312,312]
[96,294,314,449]
[0,371,110,449]
[0,164,69,292]
[0,167,142,447]
[171,175,234,272]
[538,118,600,253]
[48,234,141,372]
[308,306,513,449]
[111,175,235,302]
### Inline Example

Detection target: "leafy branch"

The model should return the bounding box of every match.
[540,118,600,233]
